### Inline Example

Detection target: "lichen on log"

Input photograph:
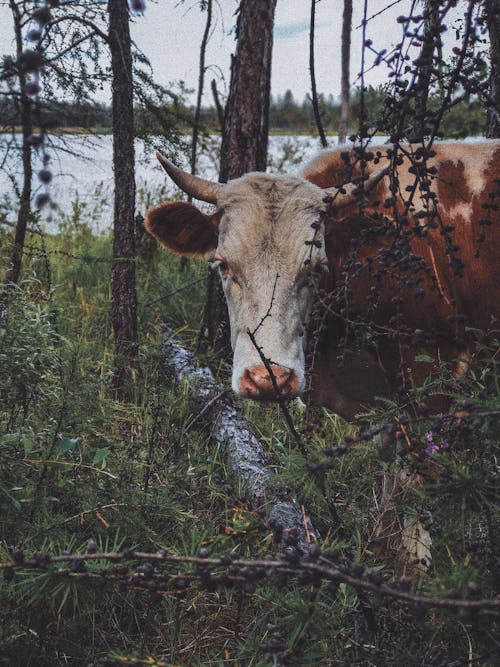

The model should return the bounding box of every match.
[162,332,319,552]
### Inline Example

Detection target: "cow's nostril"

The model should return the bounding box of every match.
[239,364,298,399]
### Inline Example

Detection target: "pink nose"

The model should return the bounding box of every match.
[239,364,298,400]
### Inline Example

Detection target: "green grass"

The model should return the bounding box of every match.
[0,205,499,666]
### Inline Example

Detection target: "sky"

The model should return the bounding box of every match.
[0,1,473,106]
[128,0,415,103]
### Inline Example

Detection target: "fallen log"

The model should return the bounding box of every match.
[162,332,319,552]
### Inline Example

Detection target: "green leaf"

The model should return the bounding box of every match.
[57,437,79,456]
[92,447,111,467]
[414,354,434,363]
[0,482,21,510]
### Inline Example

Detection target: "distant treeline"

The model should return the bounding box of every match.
[0,87,487,138]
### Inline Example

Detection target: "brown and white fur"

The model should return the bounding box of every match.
[145,141,500,419]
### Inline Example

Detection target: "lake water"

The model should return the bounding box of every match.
[0,133,484,232]
[0,134,322,232]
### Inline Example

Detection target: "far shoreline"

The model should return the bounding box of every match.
[0,126,369,138]
[0,127,485,141]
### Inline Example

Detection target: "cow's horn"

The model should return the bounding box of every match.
[324,165,390,208]
[156,152,223,204]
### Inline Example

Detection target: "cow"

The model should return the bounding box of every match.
[145,141,500,420]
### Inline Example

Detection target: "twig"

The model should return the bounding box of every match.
[190,0,213,189]
[247,274,309,456]
[14,457,118,479]
[252,273,279,337]
[211,78,225,132]
[183,390,226,434]
[309,0,328,147]
[60,503,125,526]
[247,328,309,457]
[2,549,499,613]
[143,277,206,308]
[301,504,313,544]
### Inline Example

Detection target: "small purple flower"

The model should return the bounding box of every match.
[425,431,449,456]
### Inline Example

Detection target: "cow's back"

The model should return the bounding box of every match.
[301,141,500,416]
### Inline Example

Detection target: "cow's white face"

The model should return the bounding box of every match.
[145,153,387,402]
[146,171,329,401]
[214,174,329,399]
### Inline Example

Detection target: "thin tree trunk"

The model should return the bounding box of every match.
[338,0,352,145]
[486,0,500,137]
[109,0,139,392]
[409,0,440,142]
[6,0,33,285]
[190,0,213,184]
[199,0,277,355]
[309,0,328,148]
[219,0,277,182]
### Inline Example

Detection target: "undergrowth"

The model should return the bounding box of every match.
[0,207,499,666]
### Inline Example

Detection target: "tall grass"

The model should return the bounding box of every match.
[0,201,498,666]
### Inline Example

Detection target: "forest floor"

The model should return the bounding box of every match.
[0,212,499,666]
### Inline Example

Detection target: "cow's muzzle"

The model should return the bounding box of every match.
[239,364,299,400]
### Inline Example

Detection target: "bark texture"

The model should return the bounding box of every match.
[338,0,352,145]
[219,0,277,182]
[6,0,33,285]
[163,332,319,552]
[199,0,277,355]
[109,0,139,390]
[486,0,500,138]
[409,0,440,142]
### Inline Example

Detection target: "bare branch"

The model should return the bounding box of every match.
[210,78,224,132]
[309,0,328,147]
[2,548,499,613]
[190,0,213,185]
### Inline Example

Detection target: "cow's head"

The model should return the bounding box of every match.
[145,154,387,402]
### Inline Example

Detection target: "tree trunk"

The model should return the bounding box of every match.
[309,0,328,148]
[6,0,33,285]
[109,0,139,392]
[219,0,276,182]
[486,0,500,137]
[338,0,352,145]
[190,0,213,183]
[409,0,440,143]
[199,0,277,355]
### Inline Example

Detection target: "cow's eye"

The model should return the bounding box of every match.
[211,255,229,274]
[211,256,240,284]
[218,261,230,276]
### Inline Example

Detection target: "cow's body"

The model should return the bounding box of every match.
[146,141,500,419]
[301,141,500,417]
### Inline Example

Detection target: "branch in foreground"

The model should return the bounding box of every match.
[247,328,308,457]
[2,549,499,614]
[162,330,319,551]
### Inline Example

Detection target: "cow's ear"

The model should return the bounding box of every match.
[145,201,218,256]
